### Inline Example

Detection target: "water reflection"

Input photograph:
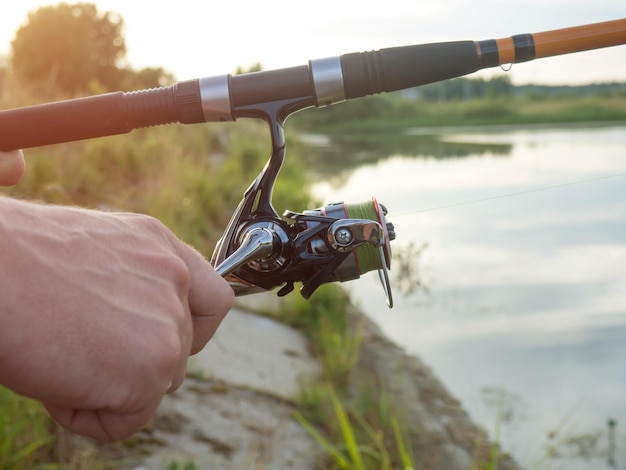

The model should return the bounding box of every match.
[301,128,512,181]
[308,124,626,469]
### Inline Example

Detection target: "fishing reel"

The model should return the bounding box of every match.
[213,197,395,307]
[211,100,395,307]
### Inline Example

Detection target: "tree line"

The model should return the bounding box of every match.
[2,2,174,96]
[414,76,626,102]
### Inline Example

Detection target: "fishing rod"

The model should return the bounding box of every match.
[1,18,624,306]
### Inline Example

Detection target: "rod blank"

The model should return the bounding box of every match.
[534,18,626,60]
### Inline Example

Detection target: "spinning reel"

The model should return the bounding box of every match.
[210,101,395,307]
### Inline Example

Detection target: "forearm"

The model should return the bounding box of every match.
[0,196,38,377]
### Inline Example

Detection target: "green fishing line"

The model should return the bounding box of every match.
[345,200,384,274]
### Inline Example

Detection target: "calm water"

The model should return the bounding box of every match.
[307,124,626,469]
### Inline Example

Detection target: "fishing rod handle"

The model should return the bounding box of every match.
[343,18,626,97]
[0,80,208,151]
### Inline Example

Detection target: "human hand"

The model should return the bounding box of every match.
[0,197,234,441]
[0,150,25,185]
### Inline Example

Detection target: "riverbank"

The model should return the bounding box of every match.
[291,94,626,132]
[50,296,518,469]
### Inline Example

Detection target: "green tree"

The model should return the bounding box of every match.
[11,2,126,94]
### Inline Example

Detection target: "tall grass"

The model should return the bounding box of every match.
[2,120,312,248]
[294,383,415,470]
[272,284,358,385]
[0,386,57,469]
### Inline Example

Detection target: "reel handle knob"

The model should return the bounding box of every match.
[215,228,274,278]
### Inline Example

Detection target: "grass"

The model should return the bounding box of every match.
[294,383,416,470]
[0,386,57,470]
[2,120,312,253]
[166,460,199,470]
[271,284,359,385]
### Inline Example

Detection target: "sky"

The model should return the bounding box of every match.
[1,0,625,85]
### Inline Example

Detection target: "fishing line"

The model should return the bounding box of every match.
[390,171,626,218]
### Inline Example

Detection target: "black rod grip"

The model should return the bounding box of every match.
[230,65,313,108]
[341,41,481,99]
[0,80,205,150]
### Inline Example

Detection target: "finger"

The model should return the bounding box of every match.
[177,242,234,354]
[44,403,157,442]
[168,357,189,393]
[168,302,193,392]
[0,150,25,186]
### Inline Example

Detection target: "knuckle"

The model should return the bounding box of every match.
[124,213,191,289]
[131,213,171,237]
[129,215,191,288]
[160,251,189,280]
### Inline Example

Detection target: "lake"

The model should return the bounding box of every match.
[305,123,626,469]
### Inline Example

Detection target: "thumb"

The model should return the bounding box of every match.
[176,242,234,354]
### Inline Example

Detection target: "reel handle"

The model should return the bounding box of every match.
[214,228,274,278]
